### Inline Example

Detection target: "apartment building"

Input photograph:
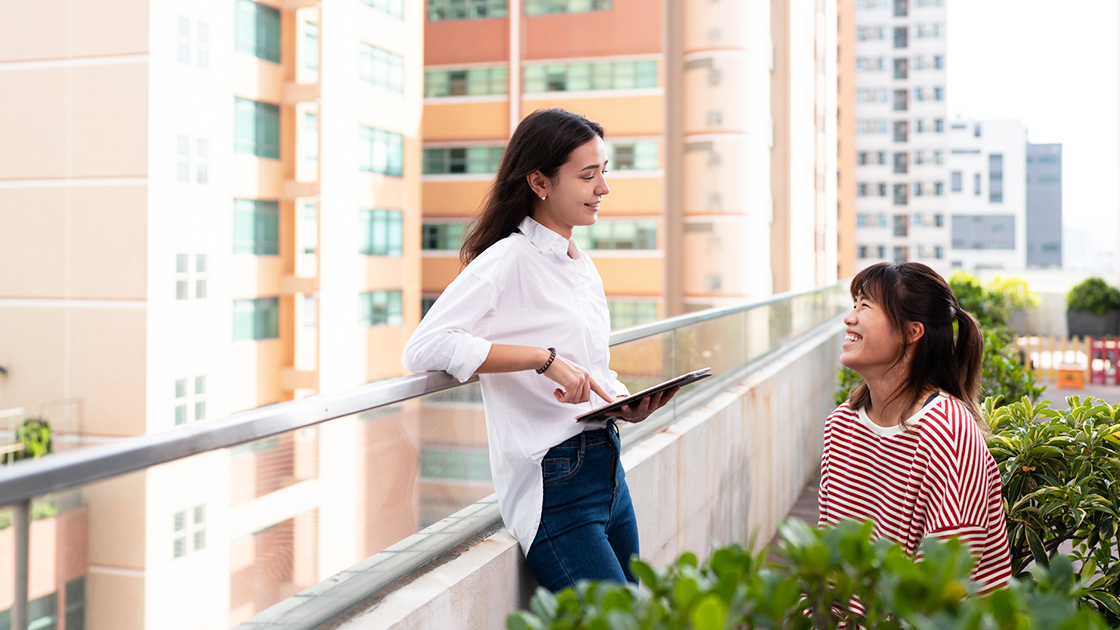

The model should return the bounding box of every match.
[1026,143,1062,268]
[0,0,424,627]
[421,0,837,317]
[853,0,949,275]
[837,0,858,279]
[946,119,1028,272]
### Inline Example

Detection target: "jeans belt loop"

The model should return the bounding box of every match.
[579,431,586,458]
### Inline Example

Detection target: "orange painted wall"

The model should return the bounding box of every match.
[421,256,463,294]
[422,100,510,142]
[524,0,661,60]
[521,94,662,136]
[594,257,663,296]
[422,180,493,216]
[425,18,509,66]
[598,176,664,215]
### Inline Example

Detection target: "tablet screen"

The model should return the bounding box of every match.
[575,367,712,423]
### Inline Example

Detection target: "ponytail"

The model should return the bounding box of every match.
[951,305,985,427]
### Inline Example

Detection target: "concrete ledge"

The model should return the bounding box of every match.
[335,323,843,629]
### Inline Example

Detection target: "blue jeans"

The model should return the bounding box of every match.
[525,424,640,592]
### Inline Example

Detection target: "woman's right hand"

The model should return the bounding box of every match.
[542,354,614,404]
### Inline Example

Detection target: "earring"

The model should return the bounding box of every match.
[540,195,546,200]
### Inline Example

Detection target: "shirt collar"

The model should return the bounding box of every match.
[518,216,580,259]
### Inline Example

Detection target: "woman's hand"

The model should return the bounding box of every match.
[606,386,679,424]
[542,355,614,404]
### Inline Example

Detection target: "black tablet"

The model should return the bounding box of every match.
[575,367,713,423]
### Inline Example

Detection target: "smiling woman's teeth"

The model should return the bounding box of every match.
[845,334,861,342]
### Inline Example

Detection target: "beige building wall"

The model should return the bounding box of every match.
[837,0,857,279]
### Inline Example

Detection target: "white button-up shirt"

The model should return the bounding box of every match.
[402,216,629,553]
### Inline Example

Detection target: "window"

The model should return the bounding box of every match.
[893,120,907,142]
[359,209,404,256]
[196,254,208,299]
[421,296,438,317]
[893,184,908,206]
[303,294,318,328]
[359,290,403,326]
[65,577,86,630]
[235,0,281,63]
[934,181,944,196]
[915,119,925,133]
[365,0,405,18]
[176,254,188,300]
[934,86,945,101]
[857,26,884,41]
[877,184,887,198]
[358,126,404,176]
[894,0,908,16]
[912,182,924,197]
[934,214,944,227]
[305,22,319,71]
[952,215,1015,249]
[893,214,908,236]
[233,199,280,255]
[893,26,908,48]
[234,97,280,159]
[196,138,208,184]
[857,245,868,259]
[934,118,944,133]
[173,505,207,559]
[177,135,190,182]
[857,57,884,72]
[197,23,209,69]
[893,152,907,174]
[425,66,508,97]
[892,89,907,111]
[522,60,657,93]
[422,222,468,250]
[893,246,908,264]
[175,378,188,425]
[302,203,318,254]
[877,246,887,258]
[526,0,612,14]
[934,55,945,69]
[178,17,191,64]
[951,171,962,192]
[974,172,982,196]
[935,150,944,164]
[423,146,504,174]
[857,184,868,198]
[606,141,658,170]
[303,112,318,165]
[421,447,493,480]
[857,119,888,134]
[606,301,657,329]
[359,43,404,94]
[856,88,887,103]
[989,154,1003,203]
[427,0,506,20]
[935,245,944,259]
[233,298,280,340]
[572,220,657,250]
[194,376,206,421]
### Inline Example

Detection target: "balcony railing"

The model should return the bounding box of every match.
[0,282,849,630]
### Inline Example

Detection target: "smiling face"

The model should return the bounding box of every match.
[840,294,907,379]
[527,136,610,239]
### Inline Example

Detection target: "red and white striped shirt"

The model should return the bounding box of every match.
[818,394,1012,592]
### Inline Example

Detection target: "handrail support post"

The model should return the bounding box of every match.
[13,498,30,630]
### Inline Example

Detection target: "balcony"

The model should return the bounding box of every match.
[0,284,848,630]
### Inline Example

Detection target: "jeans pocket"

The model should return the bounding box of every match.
[542,454,581,486]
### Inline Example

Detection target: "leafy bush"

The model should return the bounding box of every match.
[981,331,1045,405]
[833,367,862,407]
[2,417,52,464]
[1067,277,1120,316]
[508,519,1105,630]
[989,275,1041,311]
[985,395,1120,624]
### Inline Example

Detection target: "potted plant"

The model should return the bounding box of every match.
[1066,277,1120,338]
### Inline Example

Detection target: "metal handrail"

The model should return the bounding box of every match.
[0,281,845,508]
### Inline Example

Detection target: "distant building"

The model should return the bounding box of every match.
[853,0,951,275]
[1026,143,1062,268]
[946,119,1028,272]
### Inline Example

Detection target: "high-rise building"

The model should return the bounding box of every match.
[946,119,1028,272]
[421,0,837,317]
[0,0,424,626]
[837,0,859,279]
[853,0,949,273]
[1026,143,1062,268]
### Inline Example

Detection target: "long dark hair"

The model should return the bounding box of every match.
[847,262,985,427]
[460,108,604,265]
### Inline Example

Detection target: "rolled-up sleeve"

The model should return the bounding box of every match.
[402,271,495,382]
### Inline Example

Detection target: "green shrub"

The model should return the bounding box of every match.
[981,331,1045,405]
[985,395,1120,624]
[2,417,52,464]
[833,367,862,407]
[508,519,1105,630]
[1067,277,1120,316]
[989,275,1041,311]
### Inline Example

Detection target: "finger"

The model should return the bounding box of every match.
[580,379,591,404]
[589,379,614,403]
[659,386,680,406]
[555,388,565,402]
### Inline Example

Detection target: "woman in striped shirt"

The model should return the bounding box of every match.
[819,262,1012,593]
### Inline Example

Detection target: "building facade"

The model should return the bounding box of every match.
[1026,143,1062,268]
[946,119,1028,272]
[853,0,949,275]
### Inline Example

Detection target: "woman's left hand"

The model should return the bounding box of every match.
[606,386,680,423]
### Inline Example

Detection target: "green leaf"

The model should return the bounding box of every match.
[1026,527,1049,568]
[1088,591,1120,617]
[507,611,545,630]
[689,594,728,630]
[529,587,559,622]
[673,577,700,609]
[629,558,658,589]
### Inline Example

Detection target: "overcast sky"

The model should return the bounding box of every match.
[947,0,1119,269]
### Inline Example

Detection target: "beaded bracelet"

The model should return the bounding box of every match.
[536,347,557,374]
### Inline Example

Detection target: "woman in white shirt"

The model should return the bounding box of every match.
[402,108,675,591]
